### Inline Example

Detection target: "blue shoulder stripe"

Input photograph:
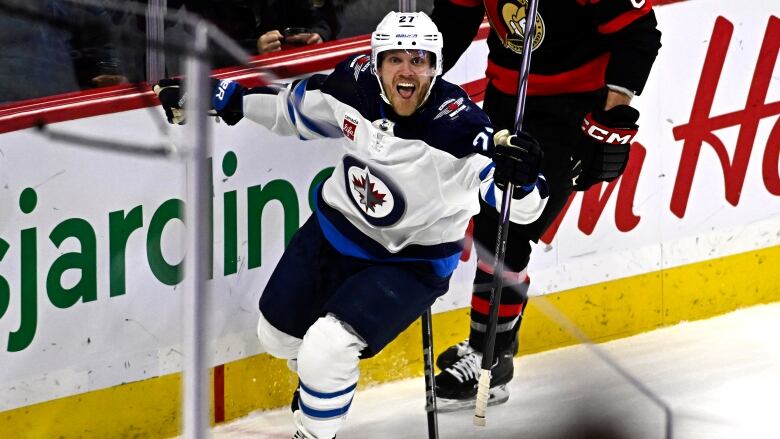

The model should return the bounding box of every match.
[288,79,343,139]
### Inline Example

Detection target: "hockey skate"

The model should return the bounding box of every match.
[435,343,515,412]
[435,339,474,371]
[290,390,338,439]
[436,337,519,370]
[291,409,337,439]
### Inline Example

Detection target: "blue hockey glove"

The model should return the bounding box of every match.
[211,79,245,126]
[492,129,543,194]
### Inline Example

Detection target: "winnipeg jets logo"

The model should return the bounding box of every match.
[352,168,387,213]
[434,97,467,120]
[343,156,406,226]
[350,55,371,80]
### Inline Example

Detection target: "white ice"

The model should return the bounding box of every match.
[207,303,780,439]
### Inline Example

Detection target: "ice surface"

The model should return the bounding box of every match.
[205,303,780,439]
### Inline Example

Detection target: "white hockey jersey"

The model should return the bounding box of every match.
[237,55,548,277]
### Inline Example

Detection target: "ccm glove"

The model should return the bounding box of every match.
[493,129,544,195]
[572,105,639,191]
[153,78,186,125]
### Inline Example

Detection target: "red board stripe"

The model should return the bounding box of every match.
[214,364,225,423]
[0,1,686,134]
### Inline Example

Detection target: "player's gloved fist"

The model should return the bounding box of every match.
[571,105,639,191]
[212,79,246,126]
[493,129,543,195]
[153,78,186,125]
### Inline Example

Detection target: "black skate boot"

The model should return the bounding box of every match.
[435,339,474,371]
[435,348,514,412]
[436,337,519,370]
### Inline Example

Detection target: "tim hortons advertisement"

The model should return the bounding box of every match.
[0,0,777,412]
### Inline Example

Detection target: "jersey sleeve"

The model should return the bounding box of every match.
[477,161,549,225]
[241,75,344,140]
[419,81,499,158]
[587,0,662,95]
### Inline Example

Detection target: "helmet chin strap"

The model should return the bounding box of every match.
[375,75,392,106]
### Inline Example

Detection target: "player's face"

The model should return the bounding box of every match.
[378,50,434,116]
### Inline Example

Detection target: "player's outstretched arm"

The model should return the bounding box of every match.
[152,77,246,126]
[154,76,342,141]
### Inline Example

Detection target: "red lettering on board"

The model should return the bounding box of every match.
[540,143,645,243]
[670,16,780,218]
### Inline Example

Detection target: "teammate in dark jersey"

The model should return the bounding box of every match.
[156,11,548,439]
[430,0,662,409]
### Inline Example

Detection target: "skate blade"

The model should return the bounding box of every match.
[435,385,509,413]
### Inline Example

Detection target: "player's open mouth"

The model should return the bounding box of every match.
[396,82,416,99]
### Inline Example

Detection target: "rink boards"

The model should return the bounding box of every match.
[0,0,779,437]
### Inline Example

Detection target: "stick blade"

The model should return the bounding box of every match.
[435,385,509,413]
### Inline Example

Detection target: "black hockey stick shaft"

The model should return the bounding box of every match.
[474,0,541,426]
[421,308,440,439]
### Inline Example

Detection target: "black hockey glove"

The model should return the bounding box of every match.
[571,105,639,191]
[493,129,543,196]
[153,78,186,125]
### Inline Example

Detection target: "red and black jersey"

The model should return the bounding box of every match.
[431,0,662,96]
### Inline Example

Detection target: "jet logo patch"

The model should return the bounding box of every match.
[434,97,468,120]
[343,155,405,227]
[351,172,387,213]
[350,55,371,80]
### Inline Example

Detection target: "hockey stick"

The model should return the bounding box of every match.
[473,0,541,427]
[421,309,440,439]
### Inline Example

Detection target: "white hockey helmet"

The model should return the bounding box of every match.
[371,11,444,106]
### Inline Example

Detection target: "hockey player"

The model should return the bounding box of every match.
[430,0,662,409]
[156,11,548,439]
